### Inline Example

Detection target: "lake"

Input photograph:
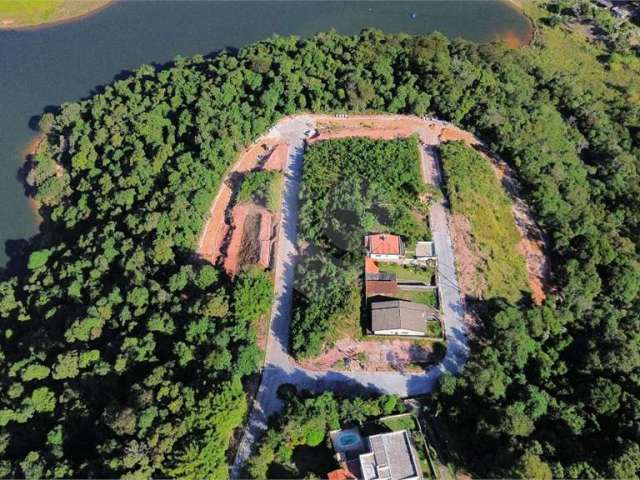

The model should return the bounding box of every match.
[0,0,531,266]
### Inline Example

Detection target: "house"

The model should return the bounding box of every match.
[330,428,422,480]
[370,300,438,336]
[365,257,398,297]
[327,468,357,480]
[359,431,422,480]
[415,241,436,260]
[365,234,405,261]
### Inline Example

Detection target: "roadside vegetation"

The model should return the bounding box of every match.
[0,0,111,28]
[0,12,638,477]
[440,141,529,302]
[246,387,406,479]
[291,137,428,358]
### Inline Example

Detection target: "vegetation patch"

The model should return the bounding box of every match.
[291,137,428,358]
[378,262,436,284]
[440,141,529,302]
[238,170,282,212]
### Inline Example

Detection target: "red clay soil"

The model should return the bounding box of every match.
[197,139,281,265]
[298,337,434,373]
[223,203,273,277]
[262,143,288,171]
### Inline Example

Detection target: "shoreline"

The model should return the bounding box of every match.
[0,1,113,31]
[503,0,539,47]
[21,133,46,224]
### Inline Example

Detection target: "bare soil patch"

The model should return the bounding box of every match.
[298,337,437,373]
[449,214,487,300]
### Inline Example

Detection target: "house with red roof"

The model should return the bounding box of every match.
[364,234,405,262]
[364,257,398,297]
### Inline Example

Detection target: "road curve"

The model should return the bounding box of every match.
[230,116,468,477]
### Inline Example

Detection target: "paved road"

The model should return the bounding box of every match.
[230,117,468,478]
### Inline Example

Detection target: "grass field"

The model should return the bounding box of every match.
[378,263,436,284]
[514,0,640,103]
[440,142,529,303]
[0,0,111,28]
[394,289,439,310]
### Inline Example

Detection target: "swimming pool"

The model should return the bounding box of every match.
[332,428,364,452]
[338,433,359,448]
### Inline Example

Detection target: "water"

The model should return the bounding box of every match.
[0,1,531,266]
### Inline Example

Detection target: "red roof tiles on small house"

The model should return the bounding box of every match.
[327,468,356,480]
[365,234,403,256]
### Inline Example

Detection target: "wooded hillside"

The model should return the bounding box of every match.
[0,24,638,478]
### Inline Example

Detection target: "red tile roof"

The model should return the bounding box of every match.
[365,257,380,274]
[366,279,398,296]
[365,234,402,256]
[327,468,356,480]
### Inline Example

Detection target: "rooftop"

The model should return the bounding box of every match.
[415,241,435,258]
[365,234,404,256]
[371,300,437,333]
[359,430,421,480]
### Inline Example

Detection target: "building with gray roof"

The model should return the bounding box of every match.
[359,430,421,480]
[370,300,438,336]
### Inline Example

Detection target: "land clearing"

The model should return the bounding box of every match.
[197,139,284,269]
[298,337,438,373]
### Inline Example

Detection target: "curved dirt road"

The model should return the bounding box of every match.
[230,115,468,477]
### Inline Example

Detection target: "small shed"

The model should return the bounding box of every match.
[415,241,436,260]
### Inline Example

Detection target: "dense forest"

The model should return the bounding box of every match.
[292,137,427,358]
[0,6,637,477]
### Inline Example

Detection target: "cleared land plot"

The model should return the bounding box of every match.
[440,141,529,302]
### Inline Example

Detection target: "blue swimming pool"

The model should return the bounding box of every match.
[338,433,359,447]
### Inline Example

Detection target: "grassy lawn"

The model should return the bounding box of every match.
[440,142,529,302]
[378,263,436,284]
[425,321,442,339]
[380,414,417,432]
[394,289,439,309]
[0,0,111,28]
[268,172,284,213]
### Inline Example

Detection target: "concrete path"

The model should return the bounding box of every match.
[230,116,468,478]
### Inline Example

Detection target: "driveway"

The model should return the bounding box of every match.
[230,116,468,478]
